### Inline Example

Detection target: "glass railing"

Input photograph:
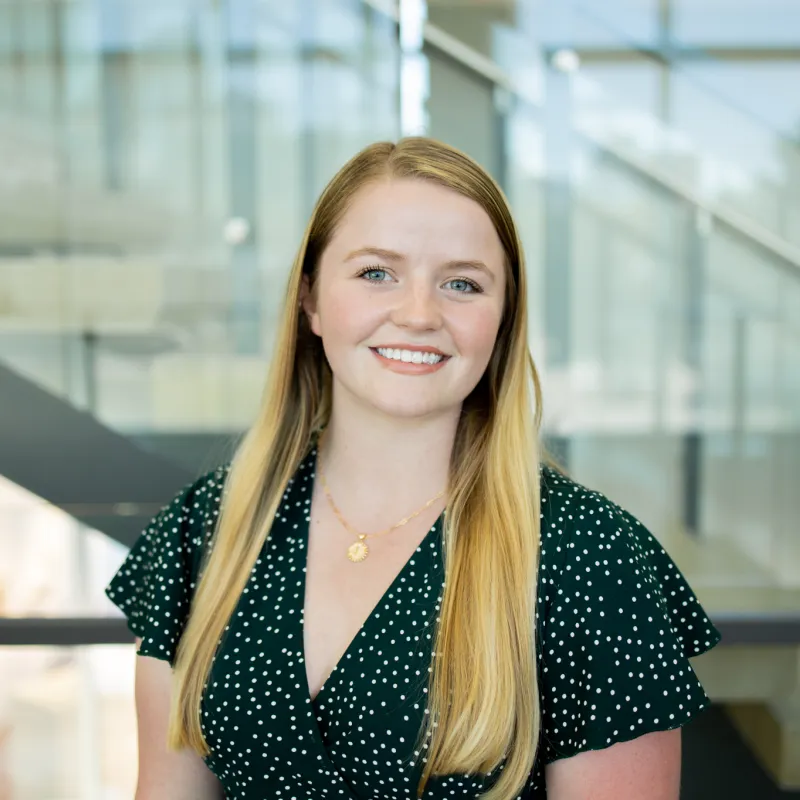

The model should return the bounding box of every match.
[0,0,399,436]
[428,0,800,249]
[0,644,136,799]
[421,13,800,617]
[563,1,800,249]
[2,0,799,792]
[1,0,798,613]
[0,476,128,619]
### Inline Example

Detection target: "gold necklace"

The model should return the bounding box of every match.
[315,429,446,563]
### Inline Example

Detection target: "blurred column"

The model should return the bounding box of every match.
[541,15,579,468]
[399,0,429,136]
[656,0,673,124]
[422,2,506,181]
[225,0,261,354]
[542,34,575,371]
[681,207,711,535]
[492,86,511,194]
[541,3,576,397]
[97,0,129,193]
[298,0,319,220]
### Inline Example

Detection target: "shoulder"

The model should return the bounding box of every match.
[534,465,721,764]
[118,462,231,585]
[535,463,721,657]
[159,463,230,534]
[535,464,692,640]
[165,463,231,571]
[104,462,231,660]
[538,464,632,568]
[178,463,230,532]
[537,463,689,580]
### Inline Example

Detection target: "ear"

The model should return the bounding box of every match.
[299,274,322,337]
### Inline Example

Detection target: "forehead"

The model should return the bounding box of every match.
[325,178,506,265]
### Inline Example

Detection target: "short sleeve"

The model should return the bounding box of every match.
[536,472,722,764]
[104,467,225,665]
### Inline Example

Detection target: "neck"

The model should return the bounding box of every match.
[316,394,459,523]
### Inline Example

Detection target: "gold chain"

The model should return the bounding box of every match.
[315,428,445,563]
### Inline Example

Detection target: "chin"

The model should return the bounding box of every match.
[334,375,466,421]
[372,401,444,420]
[366,392,455,421]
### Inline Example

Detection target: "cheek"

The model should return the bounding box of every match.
[318,283,382,341]
[453,305,503,362]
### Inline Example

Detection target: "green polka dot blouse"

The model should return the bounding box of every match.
[105,440,721,798]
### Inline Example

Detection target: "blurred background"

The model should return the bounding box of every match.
[0,0,798,797]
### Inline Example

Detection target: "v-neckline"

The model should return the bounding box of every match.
[296,443,444,710]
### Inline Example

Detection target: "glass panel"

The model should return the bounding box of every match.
[2,0,799,630]
[476,1,800,251]
[673,0,800,46]
[700,225,800,598]
[577,58,664,119]
[561,31,800,251]
[566,0,660,46]
[675,61,800,140]
[0,0,400,440]
[0,645,136,800]
[0,476,127,618]
[669,71,800,244]
[565,142,688,539]
[503,98,547,352]
[429,0,661,52]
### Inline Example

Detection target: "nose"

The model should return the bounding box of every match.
[388,277,443,331]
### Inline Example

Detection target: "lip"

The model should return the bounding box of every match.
[369,347,450,374]
[371,344,450,356]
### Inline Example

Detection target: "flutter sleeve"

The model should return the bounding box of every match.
[536,468,722,764]
[104,467,226,666]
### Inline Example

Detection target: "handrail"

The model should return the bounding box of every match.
[1,614,797,646]
[364,0,800,277]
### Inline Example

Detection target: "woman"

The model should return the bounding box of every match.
[106,137,721,800]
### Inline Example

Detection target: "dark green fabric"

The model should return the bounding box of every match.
[106,440,721,798]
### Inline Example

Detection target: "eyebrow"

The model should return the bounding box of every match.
[344,247,495,279]
[344,247,404,262]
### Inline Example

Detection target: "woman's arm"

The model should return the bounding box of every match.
[545,728,681,800]
[133,637,225,800]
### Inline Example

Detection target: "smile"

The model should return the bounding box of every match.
[374,347,445,365]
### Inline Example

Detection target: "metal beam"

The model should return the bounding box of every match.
[0,363,193,547]
[541,45,800,65]
[2,614,798,646]
[0,617,134,646]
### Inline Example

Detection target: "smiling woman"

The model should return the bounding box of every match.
[104,137,720,800]
[300,177,507,423]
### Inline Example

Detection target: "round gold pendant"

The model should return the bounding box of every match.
[347,540,369,563]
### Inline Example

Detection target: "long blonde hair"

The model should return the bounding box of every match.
[168,137,547,800]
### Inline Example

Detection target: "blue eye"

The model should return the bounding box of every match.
[356,267,391,282]
[445,278,482,294]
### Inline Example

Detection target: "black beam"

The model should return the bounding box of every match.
[0,363,193,547]
[0,617,134,646]
[711,615,800,646]
[2,614,798,646]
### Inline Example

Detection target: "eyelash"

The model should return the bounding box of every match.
[354,266,483,294]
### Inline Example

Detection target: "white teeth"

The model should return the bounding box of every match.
[376,347,444,364]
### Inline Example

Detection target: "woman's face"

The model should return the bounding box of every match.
[302,178,507,421]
